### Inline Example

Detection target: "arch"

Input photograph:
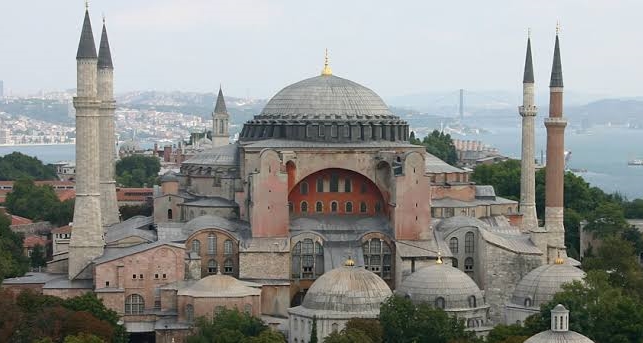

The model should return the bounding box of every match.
[332,323,339,333]
[125,294,145,315]
[344,177,352,192]
[465,231,475,253]
[291,238,324,279]
[331,201,338,213]
[449,237,459,254]
[186,304,194,321]
[435,296,445,309]
[524,297,532,307]
[207,234,217,255]
[224,239,233,255]
[223,259,234,274]
[360,201,367,213]
[301,201,308,213]
[207,259,218,274]
[468,295,477,308]
[300,181,309,195]
[452,258,458,268]
[191,239,201,254]
[362,238,392,279]
[315,201,323,213]
[464,257,474,275]
[167,209,173,220]
[345,201,353,213]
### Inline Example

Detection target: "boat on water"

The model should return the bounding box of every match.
[628,159,643,166]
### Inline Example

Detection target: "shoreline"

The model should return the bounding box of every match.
[0,143,75,147]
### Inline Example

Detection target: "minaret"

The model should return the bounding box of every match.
[211,87,229,147]
[69,6,105,279]
[519,32,538,231]
[543,25,567,260]
[97,17,120,226]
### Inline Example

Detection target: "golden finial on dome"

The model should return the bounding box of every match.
[436,250,443,265]
[344,256,355,267]
[321,48,333,76]
[554,251,565,265]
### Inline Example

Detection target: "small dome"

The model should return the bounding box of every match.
[511,264,585,308]
[177,274,260,298]
[183,144,239,166]
[524,331,594,343]
[397,263,485,309]
[301,265,392,313]
[160,172,178,183]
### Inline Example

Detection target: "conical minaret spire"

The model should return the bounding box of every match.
[69,5,104,279]
[543,25,567,263]
[519,32,538,231]
[212,86,230,147]
[97,17,120,226]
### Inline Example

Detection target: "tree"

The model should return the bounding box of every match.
[584,202,630,238]
[411,130,458,165]
[30,244,47,268]
[0,152,57,181]
[186,308,284,343]
[4,178,73,226]
[324,328,374,343]
[379,296,475,343]
[0,214,29,279]
[582,236,643,298]
[115,155,160,187]
[344,318,382,343]
[485,323,531,343]
[310,316,318,343]
[63,333,106,343]
[119,203,152,221]
[624,199,643,218]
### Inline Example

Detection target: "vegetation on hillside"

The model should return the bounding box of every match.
[115,155,160,188]
[5,177,74,226]
[0,152,57,181]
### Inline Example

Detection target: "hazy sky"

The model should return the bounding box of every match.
[1,0,641,99]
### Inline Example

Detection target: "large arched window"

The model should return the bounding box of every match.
[465,232,475,253]
[300,182,309,195]
[468,295,477,308]
[331,201,338,213]
[316,178,324,192]
[452,258,458,268]
[435,297,445,309]
[524,298,532,307]
[344,178,352,192]
[449,237,459,254]
[208,234,217,255]
[224,239,233,255]
[223,259,234,275]
[301,201,308,213]
[345,202,353,213]
[292,239,324,279]
[186,304,194,322]
[464,257,474,275]
[316,201,323,213]
[125,294,145,315]
[191,239,201,254]
[362,238,392,279]
[207,259,218,274]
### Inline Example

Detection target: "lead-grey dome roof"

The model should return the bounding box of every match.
[396,263,485,309]
[182,144,239,167]
[240,74,409,143]
[511,263,585,308]
[525,331,594,343]
[301,265,392,313]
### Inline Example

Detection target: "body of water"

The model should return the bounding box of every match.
[0,127,641,199]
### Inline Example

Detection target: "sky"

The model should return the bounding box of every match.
[1,0,642,100]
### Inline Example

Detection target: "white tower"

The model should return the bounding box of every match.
[69,7,105,280]
[97,18,120,226]
[212,87,230,147]
[519,33,538,231]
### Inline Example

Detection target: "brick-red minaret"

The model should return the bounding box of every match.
[543,28,566,254]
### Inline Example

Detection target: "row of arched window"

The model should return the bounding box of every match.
[362,239,392,279]
[191,236,234,255]
[299,177,368,195]
[433,295,478,310]
[206,259,234,275]
[451,257,474,275]
[292,200,382,214]
[448,232,475,255]
[292,239,324,279]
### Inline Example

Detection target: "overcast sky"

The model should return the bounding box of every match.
[1,0,641,99]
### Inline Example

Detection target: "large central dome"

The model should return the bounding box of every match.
[240,73,409,143]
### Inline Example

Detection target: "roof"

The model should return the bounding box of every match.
[11,214,33,226]
[105,216,156,244]
[97,22,113,69]
[395,239,452,258]
[549,34,564,88]
[396,263,487,310]
[424,152,463,174]
[182,197,238,208]
[214,87,228,115]
[93,241,185,264]
[289,215,392,241]
[183,143,239,166]
[52,225,72,234]
[116,188,153,202]
[478,229,542,255]
[23,235,48,248]
[511,263,585,307]
[298,265,391,313]
[242,139,417,150]
[57,189,76,201]
[523,37,534,83]
[76,10,97,59]
[475,185,496,198]
[2,272,62,285]
[182,215,251,240]
[43,277,93,290]
[177,274,260,297]
[160,172,179,183]
[525,331,594,343]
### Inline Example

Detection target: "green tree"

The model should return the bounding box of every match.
[324,328,374,343]
[344,318,382,343]
[0,152,57,181]
[186,308,284,343]
[4,178,73,226]
[115,155,160,187]
[310,316,318,343]
[623,198,643,218]
[485,323,531,343]
[584,202,630,238]
[582,236,643,298]
[30,244,47,268]
[63,333,106,343]
[0,214,29,279]
[119,203,152,221]
[379,295,475,343]
[411,130,458,165]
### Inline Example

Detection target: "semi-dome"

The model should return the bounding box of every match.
[240,72,409,143]
[177,273,260,298]
[300,264,392,314]
[397,262,485,309]
[511,263,585,308]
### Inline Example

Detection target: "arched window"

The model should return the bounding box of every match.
[223,259,234,275]
[465,232,475,253]
[330,173,339,192]
[191,239,201,254]
[467,319,475,328]
[344,178,351,192]
[435,297,445,309]
[375,201,382,213]
[316,178,324,192]
[125,294,145,315]
[167,209,173,220]
[362,238,392,279]
[331,201,338,213]
[292,239,324,279]
[224,239,233,255]
[345,202,353,213]
[300,182,309,195]
[301,201,308,213]
[452,258,458,268]
[186,304,194,322]
[449,237,459,254]
[468,295,477,308]
[207,259,218,274]
[464,257,474,275]
[208,234,217,255]
[360,201,367,213]
[316,201,323,213]
[524,298,532,307]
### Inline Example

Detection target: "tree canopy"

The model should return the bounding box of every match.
[186,308,285,343]
[410,130,458,165]
[0,152,57,181]
[4,177,74,226]
[0,213,29,280]
[115,155,160,187]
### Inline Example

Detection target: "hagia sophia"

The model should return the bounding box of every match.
[2,7,592,343]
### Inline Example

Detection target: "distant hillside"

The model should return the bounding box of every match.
[567,99,643,126]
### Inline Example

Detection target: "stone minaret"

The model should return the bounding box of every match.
[98,19,120,226]
[69,8,104,280]
[543,28,567,260]
[212,87,229,147]
[519,33,538,231]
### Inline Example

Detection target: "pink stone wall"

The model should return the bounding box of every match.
[250,150,289,237]
[392,152,431,240]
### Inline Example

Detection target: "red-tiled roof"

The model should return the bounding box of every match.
[11,215,33,226]
[116,188,153,202]
[23,235,48,248]
[57,189,76,201]
[51,225,72,234]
